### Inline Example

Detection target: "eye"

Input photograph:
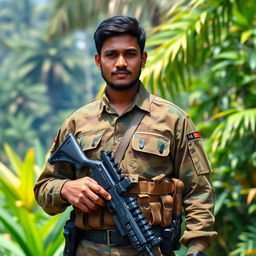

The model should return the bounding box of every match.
[126,52,137,57]
[106,53,116,57]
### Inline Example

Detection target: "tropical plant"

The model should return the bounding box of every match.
[0,0,91,159]
[0,75,49,158]
[12,32,86,111]
[229,226,256,256]
[0,144,69,256]
[47,0,177,40]
[142,0,256,254]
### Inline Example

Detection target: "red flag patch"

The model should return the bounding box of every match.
[186,131,201,141]
[53,136,58,143]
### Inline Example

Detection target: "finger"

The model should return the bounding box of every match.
[74,198,95,213]
[85,177,98,185]
[85,189,106,206]
[89,183,111,201]
[82,197,98,211]
[77,203,91,213]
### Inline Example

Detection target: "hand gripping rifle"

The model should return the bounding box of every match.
[48,133,161,256]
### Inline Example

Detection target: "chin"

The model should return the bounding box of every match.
[108,80,139,91]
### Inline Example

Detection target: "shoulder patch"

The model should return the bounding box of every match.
[186,131,201,141]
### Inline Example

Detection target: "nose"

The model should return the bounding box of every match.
[115,55,127,68]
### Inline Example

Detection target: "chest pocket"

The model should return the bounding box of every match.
[127,132,172,177]
[77,132,103,151]
[76,132,103,177]
[132,132,170,156]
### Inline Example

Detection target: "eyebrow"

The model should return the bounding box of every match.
[104,48,138,54]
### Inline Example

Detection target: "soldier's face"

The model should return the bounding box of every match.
[95,34,147,91]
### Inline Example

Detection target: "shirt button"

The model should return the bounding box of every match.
[159,143,165,154]
[91,137,97,147]
[139,139,145,149]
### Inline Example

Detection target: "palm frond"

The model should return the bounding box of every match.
[211,108,256,150]
[230,225,256,256]
[142,0,233,97]
[47,0,176,40]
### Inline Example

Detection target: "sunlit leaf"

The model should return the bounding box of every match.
[3,144,23,175]
[20,148,36,210]
[0,235,26,256]
[247,188,256,205]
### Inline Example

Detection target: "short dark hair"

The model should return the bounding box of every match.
[94,16,146,55]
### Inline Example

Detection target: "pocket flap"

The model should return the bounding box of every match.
[132,132,170,157]
[77,133,103,151]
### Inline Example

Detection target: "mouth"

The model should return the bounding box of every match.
[112,69,132,75]
[112,71,131,78]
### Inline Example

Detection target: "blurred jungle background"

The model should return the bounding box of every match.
[0,0,255,255]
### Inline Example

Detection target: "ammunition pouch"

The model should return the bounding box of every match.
[75,177,181,230]
[73,176,184,254]
[128,177,180,227]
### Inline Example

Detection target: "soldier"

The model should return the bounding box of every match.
[34,16,217,256]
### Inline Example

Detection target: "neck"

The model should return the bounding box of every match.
[106,82,139,115]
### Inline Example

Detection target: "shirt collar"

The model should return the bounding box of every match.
[97,81,151,117]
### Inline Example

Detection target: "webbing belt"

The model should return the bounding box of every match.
[80,226,162,246]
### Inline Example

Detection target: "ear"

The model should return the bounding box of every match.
[141,52,147,68]
[94,54,101,70]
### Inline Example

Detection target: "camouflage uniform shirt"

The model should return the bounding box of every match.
[34,83,217,254]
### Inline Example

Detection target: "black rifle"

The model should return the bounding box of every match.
[48,133,161,256]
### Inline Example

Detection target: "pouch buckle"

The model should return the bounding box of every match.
[107,229,114,246]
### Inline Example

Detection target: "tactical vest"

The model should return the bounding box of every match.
[74,174,184,230]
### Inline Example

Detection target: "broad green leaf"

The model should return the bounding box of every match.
[3,144,23,176]
[15,208,43,255]
[0,235,26,256]
[215,190,229,215]
[34,138,46,169]
[211,109,237,120]
[0,162,20,190]
[241,29,253,44]
[20,148,35,210]
[0,208,30,256]
[214,51,240,60]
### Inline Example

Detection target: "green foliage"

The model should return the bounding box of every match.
[142,0,233,98]
[142,0,256,254]
[47,0,176,40]
[0,0,96,159]
[0,144,69,256]
[0,76,50,157]
[15,32,86,111]
[230,226,256,256]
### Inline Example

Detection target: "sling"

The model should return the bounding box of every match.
[114,94,155,163]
